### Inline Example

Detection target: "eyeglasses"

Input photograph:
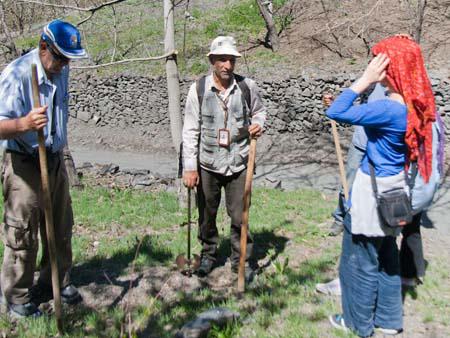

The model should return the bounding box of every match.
[47,44,69,63]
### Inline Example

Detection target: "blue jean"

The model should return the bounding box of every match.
[332,144,365,225]
[339,215,403,337]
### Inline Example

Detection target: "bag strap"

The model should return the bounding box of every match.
[235,74,251,105]
[369,161,379,197]
[196,75,207,113]
[370,161,417,198]
[196,74,252,126]
[406,162,418,190]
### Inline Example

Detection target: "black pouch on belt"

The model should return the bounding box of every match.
[369,163,413,227]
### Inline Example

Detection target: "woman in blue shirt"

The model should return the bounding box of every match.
[326,34,436,337]
[326,51,406,337]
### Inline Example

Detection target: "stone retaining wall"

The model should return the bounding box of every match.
[69,72,450,138]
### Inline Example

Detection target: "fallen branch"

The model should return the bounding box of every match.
[71,50,177,69]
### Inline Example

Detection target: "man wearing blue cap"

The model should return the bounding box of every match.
[0,20,86,318]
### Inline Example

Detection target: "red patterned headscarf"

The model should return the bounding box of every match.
[372,36,436,182]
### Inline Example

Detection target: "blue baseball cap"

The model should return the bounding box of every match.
[41,20,86,59]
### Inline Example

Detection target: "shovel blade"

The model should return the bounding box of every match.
[191,254,201,270]
[176,254,188,270]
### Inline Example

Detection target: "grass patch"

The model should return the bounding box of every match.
[1,182,447,336]
[0,183,339,337]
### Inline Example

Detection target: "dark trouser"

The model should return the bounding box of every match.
[197,167,253,266]
[340,214,402,337]
[400,212,425,279]
[1,150,74,305]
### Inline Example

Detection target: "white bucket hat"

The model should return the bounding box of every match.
[207,36,242,57]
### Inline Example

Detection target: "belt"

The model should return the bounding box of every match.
[5,148,61,160]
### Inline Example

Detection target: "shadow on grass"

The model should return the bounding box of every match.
[138,251,336,337]
[69,234,173,309]
[215,224,291,269]
[72,234,172,286]
[49,224,333,337]
[37,235,175,337]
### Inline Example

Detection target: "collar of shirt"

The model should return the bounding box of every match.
[209,73,237,101]
[32,49,63,87]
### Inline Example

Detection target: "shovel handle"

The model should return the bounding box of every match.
[187,187,191,261]
[237,137,257,293]
[31,64,63,334]
[331,120,349,200]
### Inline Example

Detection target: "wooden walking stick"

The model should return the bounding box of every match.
[31,64,63,334]
[323,91,349,200]
[331,121,349,200]
[237,137,257,293]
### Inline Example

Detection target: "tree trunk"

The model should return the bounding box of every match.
[164,0,182,153]
[256,0,279,51]
[414,0,427,44]
[163,0,185,204]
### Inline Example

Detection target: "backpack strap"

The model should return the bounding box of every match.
[369,162,379,198]
[234,74,251,108]
[235,74,251,126]
[196,74,252,125]
[406,161,418,199]
[196,75,207,110]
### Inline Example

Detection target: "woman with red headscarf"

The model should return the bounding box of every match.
[325,36,436,337]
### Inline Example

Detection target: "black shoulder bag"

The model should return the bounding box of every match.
[369,163,413,227]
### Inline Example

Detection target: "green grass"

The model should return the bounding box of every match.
[0,183,448,337]
[0,184,339,337]
[410,257,450,327]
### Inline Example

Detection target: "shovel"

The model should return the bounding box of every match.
[31,64,63,334]
[237,137,257,293]
[175,188,200,276]
[323,92,349,199]
[331,120,349,200]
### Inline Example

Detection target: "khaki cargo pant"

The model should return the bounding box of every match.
[1,150,73,305]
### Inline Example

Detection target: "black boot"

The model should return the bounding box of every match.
[197,257,215,277]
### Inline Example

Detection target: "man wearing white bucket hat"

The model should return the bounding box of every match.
[0,20,86,318]
[182,36,267,277]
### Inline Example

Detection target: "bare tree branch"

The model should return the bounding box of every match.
[15,0,140,25]
[77,12,95,26]
[0,2,19,57]
[110,5,117,63]
[256,0,279,51]
[414,0,427,43]
[312,0,382,36]
[71,50,177,69]
[16,0,128,12]
[182,0,190,64]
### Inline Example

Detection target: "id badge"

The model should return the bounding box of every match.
[218,128,230,147]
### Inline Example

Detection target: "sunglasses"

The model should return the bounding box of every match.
[47,43,69,63]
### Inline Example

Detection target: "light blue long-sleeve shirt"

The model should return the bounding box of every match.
[0,48,70,154]
[327,88,407,177]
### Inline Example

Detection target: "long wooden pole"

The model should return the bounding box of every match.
[163,0,182,152]
[331,120,349,200]
[237,138,257,293]
[31,64,63,334]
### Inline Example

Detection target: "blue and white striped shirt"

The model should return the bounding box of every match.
[0,48,70,154]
